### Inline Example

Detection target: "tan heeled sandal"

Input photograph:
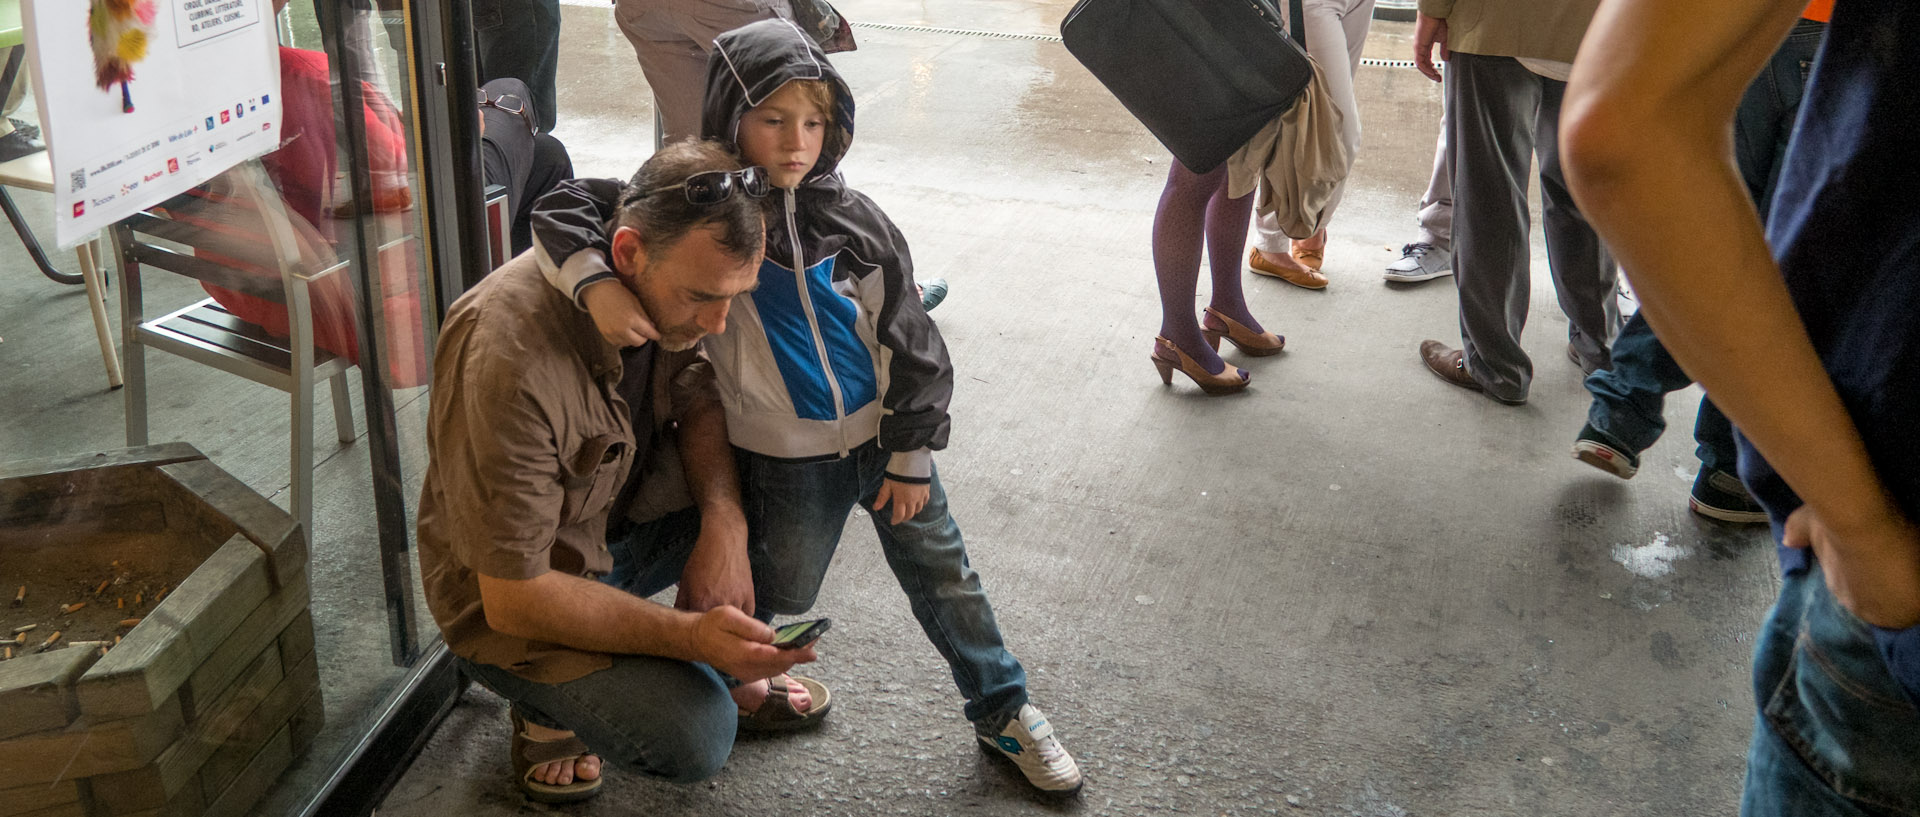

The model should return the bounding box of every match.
[1201,307,1285,356]
[1151,337,1250,395]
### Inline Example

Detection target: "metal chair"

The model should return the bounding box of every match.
[114,164,356,539]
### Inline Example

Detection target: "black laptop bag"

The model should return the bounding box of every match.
[1061,0,1312,174]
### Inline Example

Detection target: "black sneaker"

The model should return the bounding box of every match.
[1690,468,1768,524]
[1572,422,1639,479]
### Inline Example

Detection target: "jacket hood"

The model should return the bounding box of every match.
[701,18,856,184]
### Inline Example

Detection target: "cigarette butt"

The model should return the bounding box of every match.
[11,624,34,634]
[114,635,122,645]
[156,586,169,601]
[42,631,60,648]
[110,560,120,568]
[94,579,111,596]
[134,591,143,605]
[60,602,88,614]
[3,646,12,659]
[13,632,24,646]
[11,586,22,607]
[117,597,125,609]
[119,618,143,628]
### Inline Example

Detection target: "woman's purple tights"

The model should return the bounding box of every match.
[1152,160,1262,374]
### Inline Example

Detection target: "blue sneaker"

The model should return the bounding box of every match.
[919,278,949,312]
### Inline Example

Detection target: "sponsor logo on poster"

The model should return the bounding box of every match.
[206,116,217,129]
[73,202,85,217]
[167,158,179,173]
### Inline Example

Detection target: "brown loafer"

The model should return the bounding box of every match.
[1247,247,1328,290]
[1419,340,1526,405]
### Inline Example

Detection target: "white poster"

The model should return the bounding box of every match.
[23,0,281,248]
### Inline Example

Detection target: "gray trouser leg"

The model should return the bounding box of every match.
[1535,79,1621,373]
[1447,53,1539,403]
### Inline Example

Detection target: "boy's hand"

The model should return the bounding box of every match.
[873,479,930,525]
[580,279,659,348]
[688,606,815,682]
[1785,505,1920,630]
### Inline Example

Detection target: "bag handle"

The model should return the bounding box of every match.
[1289,0,1305,49]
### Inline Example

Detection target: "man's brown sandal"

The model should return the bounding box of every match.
[737,675,833,733]
[510,707,603,803]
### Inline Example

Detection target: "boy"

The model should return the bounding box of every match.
[529,19,1082,794]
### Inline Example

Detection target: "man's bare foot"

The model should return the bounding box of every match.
[732,674,814,714]
[522,720,603,786]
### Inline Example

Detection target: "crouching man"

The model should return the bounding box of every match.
[416,140,812,803]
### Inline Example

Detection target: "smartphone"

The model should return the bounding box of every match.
[769,617,831,650]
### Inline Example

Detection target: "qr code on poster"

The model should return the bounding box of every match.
[70,168,85,192]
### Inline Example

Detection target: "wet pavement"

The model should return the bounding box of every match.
[0,0,1777,813]
[373,1,1780,815]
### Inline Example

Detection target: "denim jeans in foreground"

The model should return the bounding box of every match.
[741,441,1030,732]
[1741,564,1920,816]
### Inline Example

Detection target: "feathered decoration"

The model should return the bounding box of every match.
[89,0,157,113]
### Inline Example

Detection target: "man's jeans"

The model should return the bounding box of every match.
[1583,313,1738,473]
[1581,19,1825,470]
[1741,563,1920,816]
[740,441,1030,733]
[472,0,562,132]
[457,508,739,783]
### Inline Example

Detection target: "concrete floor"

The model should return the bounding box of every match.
[382,1,1780,815]
[0,0,1781,814]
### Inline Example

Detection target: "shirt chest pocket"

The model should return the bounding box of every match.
[559,433,630,525]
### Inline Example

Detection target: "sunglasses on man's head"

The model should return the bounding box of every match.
[625,166,770,208]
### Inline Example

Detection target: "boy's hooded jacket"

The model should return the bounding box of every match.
[532,19,952,476]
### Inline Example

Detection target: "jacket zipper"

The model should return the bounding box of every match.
[785,189,852,456]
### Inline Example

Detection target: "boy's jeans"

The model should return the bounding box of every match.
[741,441,1030,733]
[1741,563,1920,816]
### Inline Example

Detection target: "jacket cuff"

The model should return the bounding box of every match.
[1417,0,1452,18]
[884,449,932,484]
[540,247,615,311]
[1872,623,1920,709]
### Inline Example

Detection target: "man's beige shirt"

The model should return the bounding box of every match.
[1417,0,1601,64]
[416,253,716,684]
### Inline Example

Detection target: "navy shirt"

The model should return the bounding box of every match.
[1737,0,1920,703]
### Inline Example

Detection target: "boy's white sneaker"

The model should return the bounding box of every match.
[980,704,1083,793]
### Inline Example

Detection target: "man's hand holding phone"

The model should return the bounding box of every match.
[687,606,816,682]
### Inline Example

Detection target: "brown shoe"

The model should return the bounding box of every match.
[1419,340,1526,405]
[1248,247,1328,290]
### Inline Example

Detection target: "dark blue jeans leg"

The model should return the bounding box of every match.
[740,449,863,621]
[459,654,736,783]
[1583,311,1694,454]
[858,447,1030,733]
[1741,564,1920,816]
[1736,18,1828,218]
[472,0,561,132]
[601,506,703,598]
